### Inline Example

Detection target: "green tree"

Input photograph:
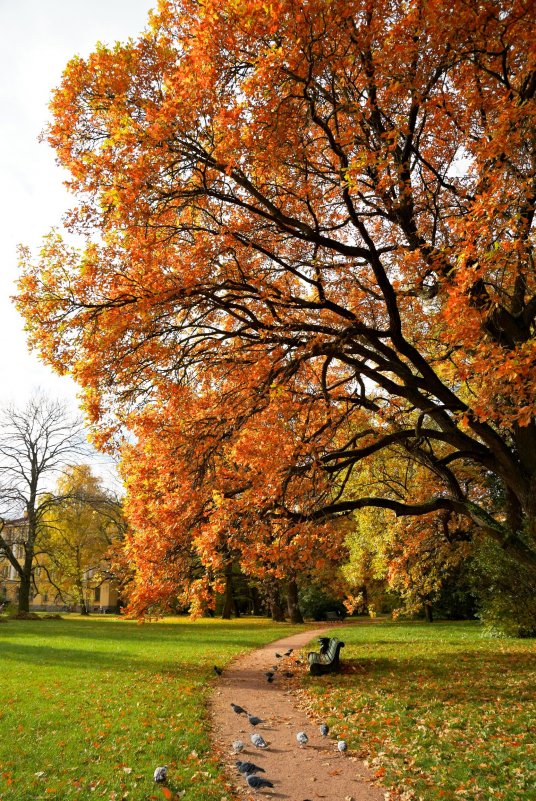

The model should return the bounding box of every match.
[38,465,124,613]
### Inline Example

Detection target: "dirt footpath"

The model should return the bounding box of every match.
[209,626,385,801]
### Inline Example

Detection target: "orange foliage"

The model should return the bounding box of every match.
[16,0,536,608]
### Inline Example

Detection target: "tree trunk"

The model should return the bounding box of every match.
[424,602,433,623]
[221,561,235,619]
[250,585,264,616]
[286,578,304,623]
[18,572,31,614]
[361,584,369,614]
[271,597,286,622]
[75,575,89,615]
[17,541,36,614]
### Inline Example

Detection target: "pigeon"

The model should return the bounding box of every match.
[319,723,329,737]
[153,766,167,783]
[248,714,264,726]
[267,675,274,683]
[213,665,223,676]
[246,774,274,790]
[232,740,245,753]
[264,671,274,678]
[337,739,348,754]
[231,703,247,715]
[284,649,293,656]
[250,732,269,748]
[275,652,282,658]
[296,731,309,746]
[236,760,266,776]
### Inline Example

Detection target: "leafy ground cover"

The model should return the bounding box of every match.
[297,620,536,801]
[0,615,302,801]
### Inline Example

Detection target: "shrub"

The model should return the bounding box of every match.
[471,533,536,637]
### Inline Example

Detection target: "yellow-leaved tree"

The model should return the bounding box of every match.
[37,465,124,613]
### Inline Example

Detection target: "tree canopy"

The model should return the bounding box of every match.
[17,0,536,612]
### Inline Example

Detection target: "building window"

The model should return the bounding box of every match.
[94,586,101,602]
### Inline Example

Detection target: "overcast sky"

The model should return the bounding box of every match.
[0,0,154,482]
[0,0,153,407]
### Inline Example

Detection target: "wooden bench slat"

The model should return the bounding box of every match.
[307,637,345,675]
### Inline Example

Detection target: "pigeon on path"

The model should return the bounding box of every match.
[337,739,348,754]
[246,774,274,791]
[250,733,269,748]
[319,723,329,737]
[296,731,309,747]
[153,766,167,784]
[232,740,245,753]
[230,703,247,715]
[213,665,223,676]
[284,648,293,656]
[248,714,264,727]
[236,760,266,776]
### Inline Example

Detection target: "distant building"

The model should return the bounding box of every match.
[0,518,26,605]
[0,517,120,613]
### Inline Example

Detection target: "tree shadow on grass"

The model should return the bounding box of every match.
[0,617,297,648]
[0,619,300,652]
[0,639,210,677]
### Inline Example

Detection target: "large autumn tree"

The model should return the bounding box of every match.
[17,0,536,610]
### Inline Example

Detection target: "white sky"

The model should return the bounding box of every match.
[0,0,154,484]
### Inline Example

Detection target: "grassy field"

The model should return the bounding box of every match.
[0,615,303,801]
[1,617,534,801]
[297,620,536,801]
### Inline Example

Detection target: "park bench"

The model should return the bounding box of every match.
[307,636,345,675]
[324,610,344,622]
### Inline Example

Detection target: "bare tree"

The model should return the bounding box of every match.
[0,395,85,612]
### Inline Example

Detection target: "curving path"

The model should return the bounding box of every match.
[209,626,385,801]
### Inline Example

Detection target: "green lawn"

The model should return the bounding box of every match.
[0,615,303,801]
[298,620,536,801]
[2,617,534,801]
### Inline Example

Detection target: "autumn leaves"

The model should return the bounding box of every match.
[16,0,536,614]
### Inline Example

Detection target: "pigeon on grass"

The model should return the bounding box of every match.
[246,774,274,791]
[236,760,266,776]
[153,766,167,783]
[230,703,247,715]
[296,731,309,747]
[250,732,269,748]
[213,665,223,676]
[337,739,348,754]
